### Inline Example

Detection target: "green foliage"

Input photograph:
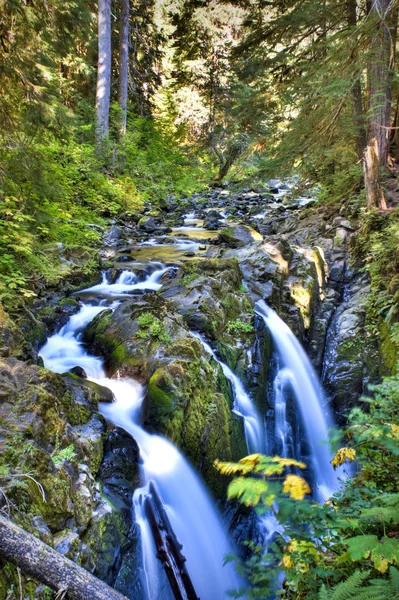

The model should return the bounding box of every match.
[52,444,77,465]
[138,312,155,328]
[226,319,254,334]
[137,313,171,343]
[319,567,399,600]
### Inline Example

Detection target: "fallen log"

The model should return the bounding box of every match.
[144,482,199,600]
[0,515,129,600]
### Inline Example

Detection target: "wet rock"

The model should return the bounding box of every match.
[54,530,80,558]
[115,255,131,263]
[104,225,123,246]
[98,426,140,511]
[69,366,88,378]
[219,225,263,248]
[138,216,158,232]
[322,275,379,421]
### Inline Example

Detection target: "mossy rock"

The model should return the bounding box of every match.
[84,293,247,495]
[219,225,263,248]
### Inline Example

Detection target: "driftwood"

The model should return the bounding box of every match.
[0,515,128,600]
[144,482,199,600]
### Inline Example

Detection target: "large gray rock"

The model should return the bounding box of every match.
[219,225,263,248]
[104,225,123,246]
[322,276,379,421]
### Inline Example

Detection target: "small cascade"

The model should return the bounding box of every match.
[39,268,241,600]
[255,300,345,500]
[193,333,263,454]
[81,265,169,297]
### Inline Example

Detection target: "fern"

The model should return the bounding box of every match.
[319,568,399,600]
[318,570,369,600]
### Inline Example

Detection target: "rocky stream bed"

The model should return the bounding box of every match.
[0,182,380,599]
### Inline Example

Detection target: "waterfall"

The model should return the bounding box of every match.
[255,300,344,500]
[193,333,263,454]
[39,266,241,600]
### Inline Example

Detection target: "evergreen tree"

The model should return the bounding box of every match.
[118,0,130,135]
[96,0,112,146]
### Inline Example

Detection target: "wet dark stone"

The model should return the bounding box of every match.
[69,366,87,378]
[115,255,131,263]
[99,426,140,511]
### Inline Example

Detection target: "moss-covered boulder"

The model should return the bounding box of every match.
[160,258,255,346]
[84,293,247,495]
[219,225,263,248]
[0,304,26,358]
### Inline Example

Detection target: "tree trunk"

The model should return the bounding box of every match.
[96,0,112,148]
[0,515,129,600]
[118,0,129,136]
[367,0,395,166]
[348,0,367,159]
[364,137,387,209]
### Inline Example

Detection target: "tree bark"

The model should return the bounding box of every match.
[364,137,387,209]
[96,0,112,148]
[367,0,395,166]
[0,515,129,600]
[118,0,129,136]
[347,0,367,159]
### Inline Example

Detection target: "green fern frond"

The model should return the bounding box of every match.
[318,570,369,600]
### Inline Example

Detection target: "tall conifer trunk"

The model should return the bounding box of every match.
[347,0,367,160]
[364,0,396,208]
[118,0,130,135]
[95,0,112,147]
[367,0,394,166]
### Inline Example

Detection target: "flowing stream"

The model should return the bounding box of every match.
[39,266,241,600]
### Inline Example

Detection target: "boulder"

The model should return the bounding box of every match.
[103,226,123,246]
[219,225,263,248]
[83,292,247,496]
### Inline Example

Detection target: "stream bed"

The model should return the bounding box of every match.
[36,195,351,599]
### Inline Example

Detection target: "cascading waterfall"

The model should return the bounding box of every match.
[193,333,263,454]
[255,300,345,500]
[39,266,241,600]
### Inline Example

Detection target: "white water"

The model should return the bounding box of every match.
[255,300,343,500]
[82,266,169,296]
[194,333,263,454]
[39,268,241,600]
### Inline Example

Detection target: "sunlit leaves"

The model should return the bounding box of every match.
[215,453,307,477]
[227,477,273,507]
[331,447,356,470]
[282,475,311,500]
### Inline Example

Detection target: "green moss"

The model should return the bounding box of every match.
[148,373,175,417]
[379,321,398,376]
